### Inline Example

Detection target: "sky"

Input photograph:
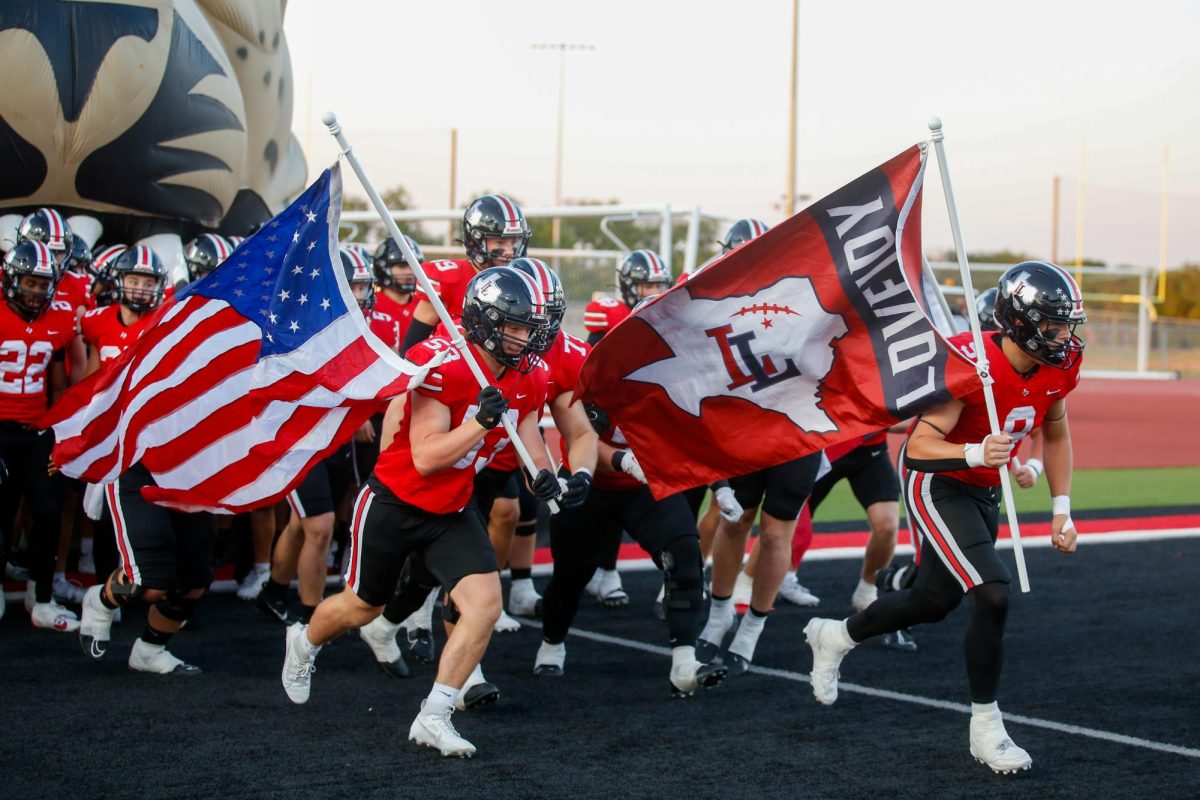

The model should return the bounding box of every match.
[283,0,1200,269]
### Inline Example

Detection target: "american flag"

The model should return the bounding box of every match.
[41,165,441,513]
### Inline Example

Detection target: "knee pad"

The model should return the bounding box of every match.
[154,589,200,623]
[911,584,961,622]
[656,535,704,611]
[108,570,144,607]
[398,557,440,594]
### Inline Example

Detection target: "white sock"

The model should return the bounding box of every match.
[426,682,458,715]
[536,639,566,666]
[254,562,270,574]
[671,645,696,669]
[833,618,857,651]
[700,596,734,643]
[729,608,768,661]
[372,614,401,635]
[972,701,1001,719]
[301,629,323,658]
[511,577,534,593]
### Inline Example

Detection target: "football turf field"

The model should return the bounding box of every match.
[3,535,1198,799]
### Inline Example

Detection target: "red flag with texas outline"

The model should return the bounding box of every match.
[577,145,982,497]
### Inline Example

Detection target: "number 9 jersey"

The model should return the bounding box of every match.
[943,330,1082,488]
[0,292,78,424]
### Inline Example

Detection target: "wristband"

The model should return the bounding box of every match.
[1025,458,1043,479]
[1052,495,1071,517]
[574,467,593,478]
[963,441,987,468]
[904,454,969,473]
[611,450,626,471]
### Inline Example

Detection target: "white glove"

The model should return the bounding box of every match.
[618,449,647,484]
[714,486,743,523]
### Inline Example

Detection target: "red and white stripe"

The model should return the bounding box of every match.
[1043,262,1086,320]
[94,245,128,271]
[522,258,557,298]
[747,219,768,238]
[902,465,982,591]
[285,488,308,519]
[583,310,610,328]
[28,240,57,277]
[343,484,374,593]
[640,250,668,280]
[203,233,232,263]
[509,266,547,311]
[105,482,140,583]
[494,195,523,235]
[130,244,158,274]
[43,208,69,251]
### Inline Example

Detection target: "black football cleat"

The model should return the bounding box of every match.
[404,627,436,665]
[256,592,292,625]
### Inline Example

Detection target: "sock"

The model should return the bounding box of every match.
[141,623,174,647]
[414,587,438,628]
[253,562,270,574]
[699,595,733,644]
[99,589,119,611]
[300,629,323,657]
[263,578,288,601]
[834,618,858,650]
[671,644,696,669]
[972,700,1000,719]
[853,578,878,606]
[298,603,316,624]
[536,639,566,667]
[729,606,769,661]
[425,682,458,715]
[511,567,532,581]
[464,663,485,687]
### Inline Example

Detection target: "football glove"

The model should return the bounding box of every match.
[530,468,563,503]
[474,386,508,430]
[714,486,743,523]
[613,449,647,484]
[561,470,593,509]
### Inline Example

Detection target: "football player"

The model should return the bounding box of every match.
[372,234,421,345]
[804,262,1087,774]
[281,266,562,758]
[183,233,233,284]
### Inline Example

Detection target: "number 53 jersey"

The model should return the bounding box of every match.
[942,331,1082,488]
[0,296,79,424]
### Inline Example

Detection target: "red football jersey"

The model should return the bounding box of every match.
[80,304,155,366]
[59,271,96,313]
[938,331,1082,487]
[486,358,550,473]
[0,299,78,424]
[544,330,590,404]
[413,259,479,321]
[375,290,415,344]
[583,296,629,336]
[372,337,543,514]
[367,309,400,352]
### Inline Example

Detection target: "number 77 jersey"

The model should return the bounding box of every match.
[0,293,79,424]
[942,331,1082,488]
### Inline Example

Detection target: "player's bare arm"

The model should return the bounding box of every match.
[408,390,491,476]
[908,398,1012,469]
[1040,397,1077,553]
[551,391,598,474]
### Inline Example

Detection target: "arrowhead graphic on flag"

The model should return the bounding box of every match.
[40,164,444,514]
[577,145,982,497]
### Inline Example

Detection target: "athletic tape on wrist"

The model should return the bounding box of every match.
[1025,458,1043,479]
[1052,495,1071,517]
[963,440,987,468]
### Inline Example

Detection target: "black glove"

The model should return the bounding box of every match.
[561,470,592,509]
[583,403,609,435]
[529,468,563,503]
[474,386,508,430]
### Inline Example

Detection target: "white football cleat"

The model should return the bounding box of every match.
[669,659,727,697]
[588,568,628,607]
[805,618,854,706]
[30,600,80,633]
[236,566,269,601]
[493,609,521,633]
[128,638,201,675]
[79,585,115,660]
[281,623,317,704]
[778,572,820,607]
[534,640,566,677]
[508,580,542,617]
[850,581,878,613]
[357,616,409,678]
[970,712,1033,774]
[409,700,476,758]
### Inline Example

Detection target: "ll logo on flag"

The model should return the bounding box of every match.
[624,277,848,430]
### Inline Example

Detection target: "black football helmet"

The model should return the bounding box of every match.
[994,262,1086,369]
[17,207,74,266]
[110,245,166,312]
[3,240,60,319]
[340,246,376,311]
[90,245,127,306]
[462,194,531,267]
[63,234,94,276]
[617,249,671,308]
[462,266,551,373]
[975,287,1000,332]
[719,218,770,254]
[184,233,233,282]
[372,235,423,291]
[508,257,564,352]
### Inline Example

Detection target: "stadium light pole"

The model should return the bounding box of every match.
[532,43,594,251]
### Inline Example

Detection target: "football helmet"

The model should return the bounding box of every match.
[994,262,1086,369]
[462,195,531,268]
[110,245,166,312]
[90,245,127,307]
[372,235,423,292]
[184,233,233,282]
[63,235,94,276]
[340,246,376,311]
[975,287,1000,332]
[507,257,564,352]
[3,240,60,319]
[17,208,74,265]
[462,266,551,373]
[719,218,770,254]
[617,249,671,308]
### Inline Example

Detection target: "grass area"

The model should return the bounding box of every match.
[811,465,1200,524]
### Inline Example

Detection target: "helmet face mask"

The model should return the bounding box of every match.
[3,241,60,320]
[462,195,531,268]
[994,262,1087,370]
[111,246,166,313]
[340,247,376,312]
[617,249,671,309]
[462,267,551,373]
[507,257,564,353]
[372,236,422,292]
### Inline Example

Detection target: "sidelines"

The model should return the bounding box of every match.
[520,618,1200,762]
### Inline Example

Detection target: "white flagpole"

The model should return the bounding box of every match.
[323,112,558,513]
[928,116,1030,593]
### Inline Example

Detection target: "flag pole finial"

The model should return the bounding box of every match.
[927,116,944,142]
[321,112,340,133]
